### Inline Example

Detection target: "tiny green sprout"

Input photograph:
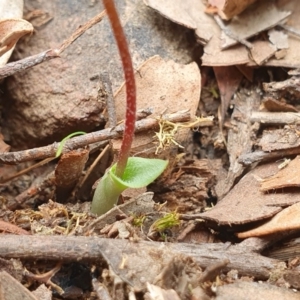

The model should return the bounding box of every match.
[151,211,180,233]
[56,131,86,157]
[91,157,168,215]
[132,215,146,227]
[209,86,219,99]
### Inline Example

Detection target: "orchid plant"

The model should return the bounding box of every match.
[91,0,168,215]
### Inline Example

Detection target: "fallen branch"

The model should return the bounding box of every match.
[251,111,300,125]
[0,110,191,164]
[238,146,300,166]
[0,235,282,281]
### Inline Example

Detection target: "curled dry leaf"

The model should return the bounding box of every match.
[0,0,33,66]
[143,0,215,44]
[113,55,201,156]
[237,202,300,238]
[260,155,300,192]
[0,19,33,57]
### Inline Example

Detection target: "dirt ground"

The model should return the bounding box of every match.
[1,0,300,299]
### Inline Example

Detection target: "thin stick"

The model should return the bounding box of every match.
[0,110,191,165]
[0,10,106,80]
[238,147,300,166]
[0,235,280,280]
[251,111,300,124]
[0,157,56,183]
[57,10,106,54]
[99,72,117,127]
[77,144,110,190]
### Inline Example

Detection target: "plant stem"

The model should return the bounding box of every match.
[103,0,136,178]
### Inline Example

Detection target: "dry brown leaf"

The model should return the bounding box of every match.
[213,66,243,125]
[0,19,33,57]
[250,41,277,65]
[259,127,300,152]
[215,281,300,300]
[199,162,300,225]
[260,155,300,191]
[0,0,31,66]
[220,2,290,49]
[268,29,289,50]
[262,98,298,112]
[237,202,300,238]
[264,0,300,68]
[113,55,201,155]
[209,0,258,20]
[0,271,38,300]
[143,0,215,44]
[55,149,89,201]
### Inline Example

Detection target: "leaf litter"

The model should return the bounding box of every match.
[2,0,300,299]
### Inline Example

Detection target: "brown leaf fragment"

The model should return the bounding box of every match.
[260,155,300,191]
[199,162,300,225]
[146,283,181,300]
[143,0,216,43]
[0,219,30,235]
[283,270,300,289]
[250,41,277,65]
[113,56,201,156]
[55,149,89,189]
[214,281,300,300]
[237,202,300,238]
[213,66,243,126]
[274,49,288,60]
[262,98,298,113]
[235,64,253,82]
[55,149,89,201]
[0,133,10,152]
[259,126,300,152]
[268,29,289,50]
[31,284,52,300]
[0,271,38,300]
[220,2,290,49]
[209,0,258,20]
[0,19,33,57]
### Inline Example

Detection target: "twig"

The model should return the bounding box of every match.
[251,111,300,124]
[0,157,56,183]
[238,147,300,166]
[57,10,106,55]
[0,10,106,80]
[9,111,188,164]
[77,143,111,191]
[279,24,300,38]
[0,49,59,80]
[99,72,117,127]
[0,110,191,165]
[0,235,281,280]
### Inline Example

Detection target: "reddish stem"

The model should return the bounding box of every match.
[103,0,136,178]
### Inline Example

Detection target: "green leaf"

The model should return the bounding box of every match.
[91,157,168,215]
[56,131,86,157]
[110,157,168,188]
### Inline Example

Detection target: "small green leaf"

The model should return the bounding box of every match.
[110,157,168,188]
[56,131,86,157]
[91,157,168,215]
